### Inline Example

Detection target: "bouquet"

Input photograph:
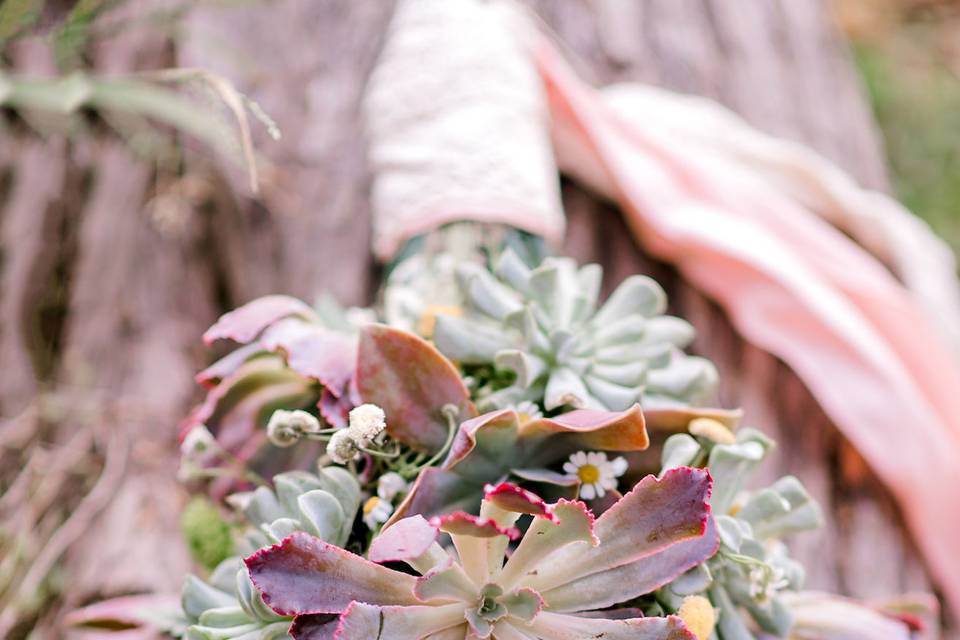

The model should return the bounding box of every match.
[70,231,936,639]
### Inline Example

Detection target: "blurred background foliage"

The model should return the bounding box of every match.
[834,0,960,254]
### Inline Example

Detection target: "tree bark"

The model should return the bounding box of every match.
[0,0,943,633]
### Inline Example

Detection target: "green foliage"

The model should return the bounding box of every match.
[181,498,234,572]
[854,30,960,253]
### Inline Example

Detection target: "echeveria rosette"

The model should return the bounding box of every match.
[433,249,719,415]
[246,470,719,639]
[659,425,823,639]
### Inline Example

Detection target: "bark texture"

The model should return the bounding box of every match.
[0,0,944,634]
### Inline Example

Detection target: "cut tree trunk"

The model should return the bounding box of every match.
[0,0,945,634]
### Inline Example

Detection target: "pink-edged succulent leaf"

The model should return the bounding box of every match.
[64,594,181,633]
[245,532,419,617]
[260,319,356,397]
[542,514,720,612]
[287,613,339,640]
[368,515,440,564]
[430,511,521,540]
[778,592,917,640]
[516,611,695,640]
[388,467,482,525]
[516,404,648,460]
[483,483,557,521]
[523,467,714,601]
[446,405,648,479]
[644,406,743,433]
[334,602,467,640]
[496,499,598,591]
[181,354,320,472]
[195,342,263,388]
[357,324,477,453]
[203,295,317,345]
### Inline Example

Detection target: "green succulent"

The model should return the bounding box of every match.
[229,467,361,552]
[181,557,290,640]
[180,467,361,640]
[433,249,718,412]
[658,424,822,639]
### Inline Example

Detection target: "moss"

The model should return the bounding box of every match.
[180,497,234,572]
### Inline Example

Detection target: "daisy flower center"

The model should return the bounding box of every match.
[363,496,381,515]
[577,464,600,484]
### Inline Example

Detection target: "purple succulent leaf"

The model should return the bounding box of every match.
[64,594,180,631]
[510,467,580,486]
[522,467,713,597]
[540,515,720,612]
[245,532,419,617]
[387,467,483,525]
[357,325,476,453]
[333,602,468,640]
[203,295,317,345]
[368,515,439,564]
[516,405,648,467]
[483,483,558,522]
[261,319,357,397]
[288,614,340,640]
[195,342,263,387]
[514,611,695,640]
[443,409,520,480]
[181,355,318,456]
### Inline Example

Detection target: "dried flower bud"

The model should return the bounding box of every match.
[266,410,311,447]
[347,403,386,446]
[181,425,216,458]
[327,429,360,465]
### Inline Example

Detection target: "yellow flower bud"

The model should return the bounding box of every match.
[678,595,716,640]
[689,417,736,445]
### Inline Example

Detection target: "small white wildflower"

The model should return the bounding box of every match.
[513,401,543,423]
[362,495,394,530]
[377,472,409,502]
[180,425,216,457]
[326,429,360,465]
[348,403,386,446]
[562,450,629,500]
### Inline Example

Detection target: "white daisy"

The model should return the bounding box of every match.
[362,495,394,529]
[562,450,629,500]
[512,401,543,424]
[377,472,409,502]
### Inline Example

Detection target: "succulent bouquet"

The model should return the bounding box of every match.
[71,237,936,640]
